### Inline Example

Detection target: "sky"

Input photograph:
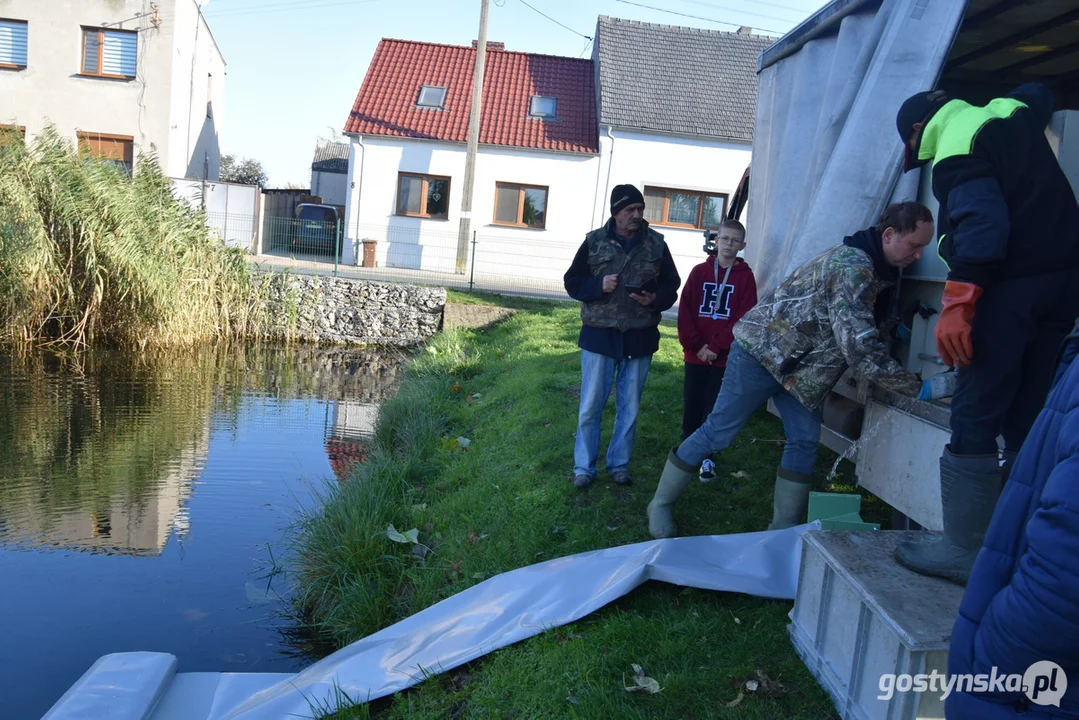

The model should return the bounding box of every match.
[198,0,831,187]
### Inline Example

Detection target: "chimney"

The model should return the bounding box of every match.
[737,26,752,35]
[473,40,505,51]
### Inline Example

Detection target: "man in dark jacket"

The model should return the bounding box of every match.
[946,329,1079,718]
[563,184,680,488]
[894,82,1079,585]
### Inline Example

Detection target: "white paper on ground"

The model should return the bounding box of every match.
[212,523,818,719]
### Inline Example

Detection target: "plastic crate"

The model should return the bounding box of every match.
[789,530,966,720]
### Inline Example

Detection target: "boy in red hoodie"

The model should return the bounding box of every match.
[677,220,758,481]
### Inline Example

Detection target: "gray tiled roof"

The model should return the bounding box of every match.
[594,16,773,142]
[311,139,349,173]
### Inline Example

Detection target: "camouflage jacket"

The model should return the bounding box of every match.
[732,245,922,411]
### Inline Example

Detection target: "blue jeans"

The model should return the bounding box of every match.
[677,342,822,477]
[573,349,652,478]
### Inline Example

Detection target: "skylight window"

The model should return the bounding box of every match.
[529,96,557,119]
[417,85,447,109]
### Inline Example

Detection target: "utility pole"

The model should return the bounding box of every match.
[456,0,490,274]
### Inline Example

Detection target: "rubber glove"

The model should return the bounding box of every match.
[917,371,958,401]
[935,281,982,368]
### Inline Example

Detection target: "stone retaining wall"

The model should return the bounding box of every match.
[261,274,445,346]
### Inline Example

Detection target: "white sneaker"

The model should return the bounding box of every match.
[699,459,716,483]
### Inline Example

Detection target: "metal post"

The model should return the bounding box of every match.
[455,0,490,274]
[334,218,341,277]
[469,231,477,292]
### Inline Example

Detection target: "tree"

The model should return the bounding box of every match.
[219,154,268,188]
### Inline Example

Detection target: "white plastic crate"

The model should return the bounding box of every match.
[789,530,966,720]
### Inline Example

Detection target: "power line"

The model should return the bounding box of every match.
[673,0,803,24]
[613,0,787,34]
[516,0,592,41]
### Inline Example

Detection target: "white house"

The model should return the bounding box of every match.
[339,18,770,290]
[591,16,773,286]
[0,0,225,179]
[340,38,600,279]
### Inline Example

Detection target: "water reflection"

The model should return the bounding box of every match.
[0,343,404,719]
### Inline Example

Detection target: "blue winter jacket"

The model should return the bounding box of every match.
[947,330,1079,719]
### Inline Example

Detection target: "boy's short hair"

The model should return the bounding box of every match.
[720,219,746,240]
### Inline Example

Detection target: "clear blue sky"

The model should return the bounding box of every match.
[199,0,830,187]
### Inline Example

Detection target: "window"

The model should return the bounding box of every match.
[493,183,548,229]
[643,186,728,229]
[417,85,447,109]
[396,173,450,218]
[77,132,134,173]
[81,27,136,79]
[0,20,27,69]
[529,96,556,119]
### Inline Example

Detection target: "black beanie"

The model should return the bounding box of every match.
[610,184,645,216]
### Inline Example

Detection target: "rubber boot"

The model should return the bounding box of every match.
[767,469,812,531]
[647,448,697,539]
[894,445,1001,586]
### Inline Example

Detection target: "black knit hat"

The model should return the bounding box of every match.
[896,90,948,172]
[610,184,645,216]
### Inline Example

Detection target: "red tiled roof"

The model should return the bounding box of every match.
[343,39,599,154]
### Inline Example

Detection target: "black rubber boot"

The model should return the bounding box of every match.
[894,445,1002,586]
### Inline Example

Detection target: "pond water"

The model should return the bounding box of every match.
[0,344,404,719]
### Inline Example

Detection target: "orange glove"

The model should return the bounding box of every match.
[935,280,982,368]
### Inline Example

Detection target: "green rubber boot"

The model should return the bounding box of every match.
[767,469,812,531]
[647,449,697,539]
[894,445,1002,586]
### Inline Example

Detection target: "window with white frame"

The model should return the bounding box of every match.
[417,85,447,109]
[81,27,137,79]
[529,96,556,119]
[0,20,27,69]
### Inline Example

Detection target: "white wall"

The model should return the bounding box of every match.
[167,0,226,180]
[344,136,600,274]
[593,128,753,291]
[0,0,224,179]
[312,170,348,207]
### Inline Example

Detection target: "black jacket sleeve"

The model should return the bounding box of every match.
[564,240,604,302]
[1009,82,1055,130]
[937,165,1011,287]
[652,244,681,313]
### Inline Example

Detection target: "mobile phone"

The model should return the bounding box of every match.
[627,277,658,294]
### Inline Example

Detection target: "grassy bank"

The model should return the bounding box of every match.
[291,291,869,719]
[0,126,263,350]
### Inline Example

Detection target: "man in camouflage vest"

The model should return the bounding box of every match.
[564,184,681,488]
[647,202,957,538]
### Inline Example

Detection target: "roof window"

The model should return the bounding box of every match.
[417,85,447,108]
[529,95,556,119]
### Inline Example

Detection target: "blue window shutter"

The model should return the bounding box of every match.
[0,21,28,67]
[101,30,136,77]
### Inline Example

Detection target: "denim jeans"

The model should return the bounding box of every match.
[676,342,822,477]
[573,349,653,478]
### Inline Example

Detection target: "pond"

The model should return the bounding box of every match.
[0,344,405,719]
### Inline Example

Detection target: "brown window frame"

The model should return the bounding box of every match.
[643,186,729,230]
[395,172,451,219]
[492,182,549,229]
[76,131,134,173]
[0,19,28,70]
[80,26,137,80]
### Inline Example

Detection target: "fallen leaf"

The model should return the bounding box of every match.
[466,532,482,544]
[746,680,759,692]
[623,664,662,694]
[456,436,471,449]
[731,470,749,479]
[727,691,745,708]
[386,524,420,544]
[466,392,483,402]
[472,572,487,580]
[565,695,580,706]
[451,383,462,393]
[544,423,551,428]
[734,617,742,625]
[412,503,428,513]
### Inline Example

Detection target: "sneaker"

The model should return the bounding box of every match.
[612,472,632,486]
[573,474,594,488]
[699,459,717,483]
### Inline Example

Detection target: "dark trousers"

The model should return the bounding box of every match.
[950,268,1079,456]
[681,362,726,442]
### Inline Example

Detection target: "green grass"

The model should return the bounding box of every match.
[289,291,875,719]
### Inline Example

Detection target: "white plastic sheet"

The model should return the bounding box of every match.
[745,0,968,297]
[208,523,818,719]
